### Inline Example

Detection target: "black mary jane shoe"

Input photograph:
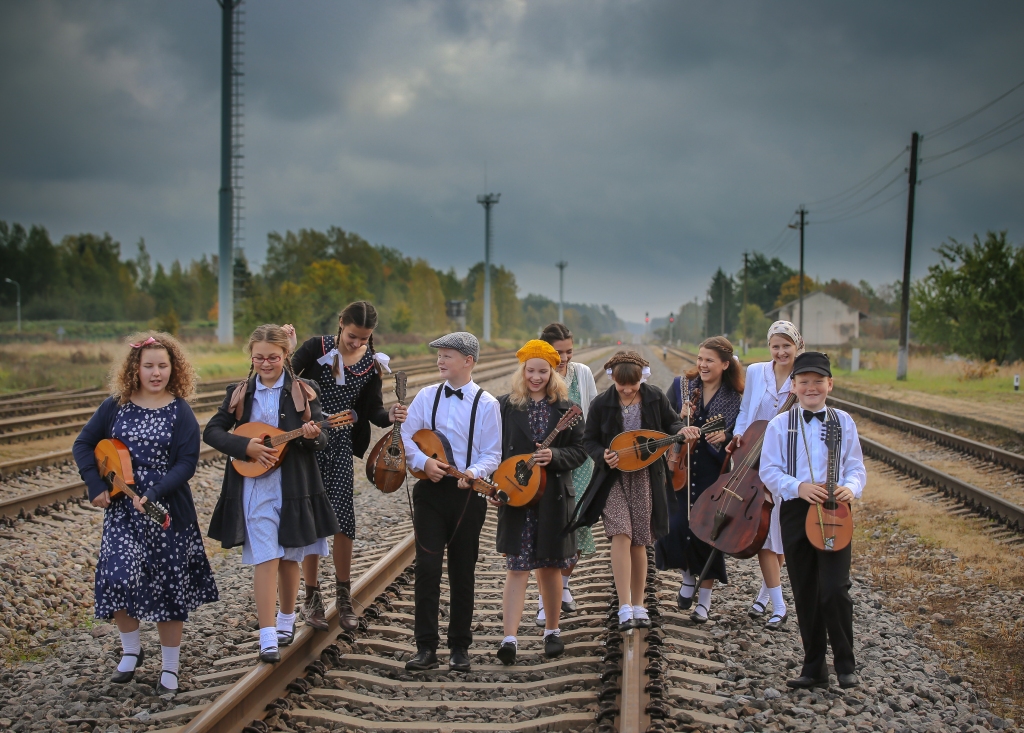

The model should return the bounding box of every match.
[155,670,178,697]
[544,633,565,658]
[561,599,577,614]
[497,641,517,666]
[259,647,281,664]
[748,600,767,619]
[449,647,472,672]
[689,603,710,625]
[111,648,145,684]
[677,583,696,611]
[405,648,439,671]
[786,674,829,689]
[277,623,295,648]
[837,673,860,689]
[764,612,788,631]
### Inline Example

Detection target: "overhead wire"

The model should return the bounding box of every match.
[919,128,1024,183]
[801,147,907,208]
[812,186,908,225]
[921,78,1024,140]
[921,108,1024,163]
[807,170,905,222]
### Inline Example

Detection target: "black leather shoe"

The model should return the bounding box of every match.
[690,603,710,624]
[561,599,577,614]
[764,612,788,631]
[449,647,472,672]
[544,633,565,658]
[786,674,829,689]
[405,648,438,671]
[111,648,144,684]
[277,622,295,647]
[497,641,517,665]
[837,673,860,689]
[677,583,695,610]
[259,647,281,664]
[155,670,178,696]
[748,600,767,619]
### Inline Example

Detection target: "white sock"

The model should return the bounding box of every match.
[754,581,770,607]
[562,575,570,589]
[543,628,560,639]
[160,645,180,689]
[118,628,141,673]
[562,583,574,603]
[697,587,713,611]
[680,569,696,599]
[537,606,546,622]
[276,611,295,633]
[537,595,544,610]
[618,604,633,624]
[632,605,649,621]
[767,585,787,617]
[259,626,278,652]
[502,635,517,647]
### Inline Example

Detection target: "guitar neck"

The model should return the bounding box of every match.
[445,467,496,498]
[110,474,140,500]
[270,416,337,446]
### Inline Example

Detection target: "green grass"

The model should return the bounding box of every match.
[835,362,1024,401]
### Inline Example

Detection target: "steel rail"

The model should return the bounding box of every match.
[860,436,1024,530]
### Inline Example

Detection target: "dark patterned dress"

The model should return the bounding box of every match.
[505,399,575,572]
[602,400,654,546]
[312,337,377,539]
[94,399,219,621]
[654,379,743,583]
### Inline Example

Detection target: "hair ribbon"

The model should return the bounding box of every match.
[130,336,158,349]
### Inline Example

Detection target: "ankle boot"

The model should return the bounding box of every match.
[336,579,358,631]
[303,584,328,631]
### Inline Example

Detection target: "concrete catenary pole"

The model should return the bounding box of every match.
[216,0,242,344]
[556,260,568,323]
[477,193,500,342]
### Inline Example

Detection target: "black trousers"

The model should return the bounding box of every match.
[412,477,488,651]
[780,498,856,677]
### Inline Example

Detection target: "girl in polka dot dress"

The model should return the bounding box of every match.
[74,332,219,696]
[287,301,406,631]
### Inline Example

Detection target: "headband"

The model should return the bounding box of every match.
[130,336,159,349]
[606,365,652,384]
[767,320,805,351]
[603,351,649,370]
[516,339,561,369]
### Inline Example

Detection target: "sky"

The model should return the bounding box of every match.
[1,0,1023,323]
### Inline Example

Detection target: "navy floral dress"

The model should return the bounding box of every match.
[94,400,219,622]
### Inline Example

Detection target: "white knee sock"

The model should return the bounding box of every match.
[276,611,295,633]
[755,581,770,607]
[160,645,180,689]
[259,626,278,651]
[767,585,787,617]
[118,628,141,673]
[697,587,713,611]
[680,569,696,598]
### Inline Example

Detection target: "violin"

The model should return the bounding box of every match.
[366,372,408,493]
[491,405,582,508]
[805,418,854,552]
[668,380,699,493]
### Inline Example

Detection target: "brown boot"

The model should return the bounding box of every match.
[336,579,358,631]
[303,584,328,631]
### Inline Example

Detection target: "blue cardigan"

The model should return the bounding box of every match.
[73,396,201,528]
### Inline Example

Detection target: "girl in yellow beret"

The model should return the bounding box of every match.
[492,340,588,665]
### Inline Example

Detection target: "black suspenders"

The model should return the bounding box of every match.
[430,384,486,470]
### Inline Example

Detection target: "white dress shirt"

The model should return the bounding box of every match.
[735,361,793,437]
[760,405,867,502]
[402,380,502,479]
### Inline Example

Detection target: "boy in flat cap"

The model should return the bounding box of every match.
[760,352,867,690]
[400,332,502,672]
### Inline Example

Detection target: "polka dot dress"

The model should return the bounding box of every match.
[314,337,377,540]
[94,400,219,622]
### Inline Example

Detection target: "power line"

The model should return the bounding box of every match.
[921,78,1024,140]
[919,128,1024,183]
[920,108,1024,163]
[812,186,908,225]
[802,147,907,208]
[809,170,905,221]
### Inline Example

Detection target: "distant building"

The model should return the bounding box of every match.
[767,291,864,346]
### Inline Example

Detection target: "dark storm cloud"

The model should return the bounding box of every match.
[1,0,1022,321]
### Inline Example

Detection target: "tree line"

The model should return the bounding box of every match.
[0,221,621,342]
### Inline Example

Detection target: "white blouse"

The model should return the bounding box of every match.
[734,361,793,437]
[569,361,598,421]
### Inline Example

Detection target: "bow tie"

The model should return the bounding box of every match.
[803,409,826,423]
[444,386,464,400]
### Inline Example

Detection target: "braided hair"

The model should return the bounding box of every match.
[334,300,380,379]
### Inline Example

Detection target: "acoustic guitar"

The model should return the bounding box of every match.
[609,414,726,473]
[805,418,854,552]
[408,429,510,504]
[231,410,357,478]
[491,404,583,508]
[93,439,171,529]
[366,371,408,493]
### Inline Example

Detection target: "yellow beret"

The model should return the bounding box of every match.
[516,339,561,369]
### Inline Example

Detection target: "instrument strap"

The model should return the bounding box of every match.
[791,407,844,484]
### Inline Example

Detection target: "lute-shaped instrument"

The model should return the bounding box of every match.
[94,439,171,529]
[231,410,357,478]
[805,418,853,552]
[491,404,583,507]
[609,414,726,472]
[409,429,511,504]
[366,371,408,493]
[668,380,698,494]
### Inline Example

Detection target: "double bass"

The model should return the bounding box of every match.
[366,371,408,493]
[689,393,797,560]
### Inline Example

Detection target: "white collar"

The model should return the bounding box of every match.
[443,380,477,397]
[316,348,391,385]
[256,372,285,391]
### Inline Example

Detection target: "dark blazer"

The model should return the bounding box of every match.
[566,383,685,541]
[494,395,587,560]
[204,372,340,549]
[73,396,201,528]
[292,336,392,459]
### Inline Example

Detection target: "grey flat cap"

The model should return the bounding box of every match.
[429,331,480,360]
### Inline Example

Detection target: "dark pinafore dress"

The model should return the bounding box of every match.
[94,400,219,621]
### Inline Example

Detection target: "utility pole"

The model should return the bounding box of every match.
[789,206,807,334]
[742,252,749,339]
[4,278,20,332]
[216,0,243,344]
[694,296,699,343]
[556,260,568,323]
[720,277,726,335]
[476,192,500,342]
[897,132,920,381]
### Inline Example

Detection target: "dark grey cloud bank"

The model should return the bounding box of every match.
[2,0,1022,321]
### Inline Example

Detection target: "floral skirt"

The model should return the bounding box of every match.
[505,507,574,572]
[602,468,654,546]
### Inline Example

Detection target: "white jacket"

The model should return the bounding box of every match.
[569,361,598,420]
[734,361,793,437]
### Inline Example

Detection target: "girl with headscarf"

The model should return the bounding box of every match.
[731,320,804,630]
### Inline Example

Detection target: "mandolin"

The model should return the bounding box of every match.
[408,429,510,504]
[491,404,583,508]
[805,418,854,552]
[366,371,408,493]
[94,439,171,529]
[231,410,357,478]
[609,415,726,473]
